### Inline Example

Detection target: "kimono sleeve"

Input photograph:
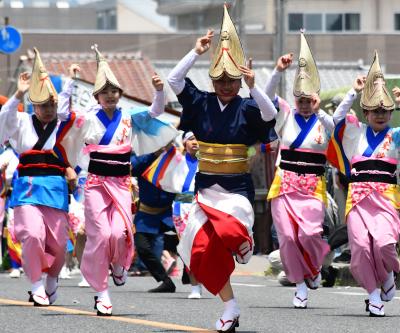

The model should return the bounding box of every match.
[244,98,277,144]
[177,78,207,132]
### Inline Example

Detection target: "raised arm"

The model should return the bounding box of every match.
[265,53,293,99]
[57,64,80,121]
[239,59,277,122]
[148,73,165,118]
[167,30,214,95]
[316,109,334,132]
[333,75,365,124]
[0,73,30,137]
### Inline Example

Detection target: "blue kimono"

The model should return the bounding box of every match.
[177,78,277,203]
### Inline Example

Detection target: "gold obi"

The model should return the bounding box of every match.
[197,141,249,174]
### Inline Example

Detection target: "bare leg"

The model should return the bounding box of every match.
[218,279,234,302]
[189,272,199,286]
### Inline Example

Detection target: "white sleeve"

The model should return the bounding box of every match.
[57,78,74,121]
[316,109,334,132]
[265,69,282,100]
[333,88,358,124]
[148,90,165,118]
[249,85,277,122]
[167,49,199,95]
[0,95,22,142]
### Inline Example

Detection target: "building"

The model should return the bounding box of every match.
[90,0,172,32]
[155,0,400,34]
[0,0,171,31]
[0,0,97,30]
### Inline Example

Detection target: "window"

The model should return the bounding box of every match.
[395,13,400,31]
[288,13,360,32]
[10,1,24,8]
[97,12,105,29]
[32,1,50,7]
[56,1,70,8]
[289,13,322,32]
[288,13,303,31]
[108,9,116,30]
[305,14,322,31]
[97,10,116,30]
[345,13,360,31]
[326,14,342,31]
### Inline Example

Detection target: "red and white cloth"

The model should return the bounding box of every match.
[177,185,254,295]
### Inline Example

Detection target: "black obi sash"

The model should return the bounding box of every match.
[18,150,66,176]
[279,149,326,176]
[18,116,66,177]
[350,160,397,184]
[88,151,131,177]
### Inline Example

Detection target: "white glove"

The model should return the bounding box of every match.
[235,240,253,264]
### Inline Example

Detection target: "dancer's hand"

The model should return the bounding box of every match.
[152,73,164,91]
[239,59,255,89]
[392,86,400,106]
[65,167,77,192]
[276,53,293,72]
[310,93,321,113]
[15,72,30,100]
[0,162,8,172]
[235,240,253,264]
[68,64,81,78]
[353,75,366,93]
[194,30,214,55]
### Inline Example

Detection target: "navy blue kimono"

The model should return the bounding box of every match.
[177,78,277,203]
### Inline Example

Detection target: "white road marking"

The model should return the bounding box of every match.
[231,283,265,287]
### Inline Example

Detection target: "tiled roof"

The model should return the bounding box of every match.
[22,51,159,106]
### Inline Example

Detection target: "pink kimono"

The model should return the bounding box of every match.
[329,89,400,293]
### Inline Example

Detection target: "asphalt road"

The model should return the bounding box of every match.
[1,272,399,333]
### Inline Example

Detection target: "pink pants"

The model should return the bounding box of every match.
[81,176,134,292]
[347,191,400,293]
[271,192,330,283]
[14,205,68,283]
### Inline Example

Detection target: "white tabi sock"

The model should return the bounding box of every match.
[32,279,45,296]
[46,275,58,294]
[224,298,240,316]
[96,289,111,304]
[369,288,382,305]
[296,281,308,300]
[192,284,202,295]
[216,297,240,331]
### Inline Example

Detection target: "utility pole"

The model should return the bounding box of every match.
[4,16,10,81]
[275,0,286,98]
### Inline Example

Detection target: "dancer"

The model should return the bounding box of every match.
[167,5,276,332]
[171,132,202,299]
[143,131,202,298]
[329,51,400,317]
[265,33,333,309]
[131,145,177,293]
[0,49,77,306]
[57,45,178,315]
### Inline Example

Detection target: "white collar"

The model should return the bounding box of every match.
[217,97,228,112]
